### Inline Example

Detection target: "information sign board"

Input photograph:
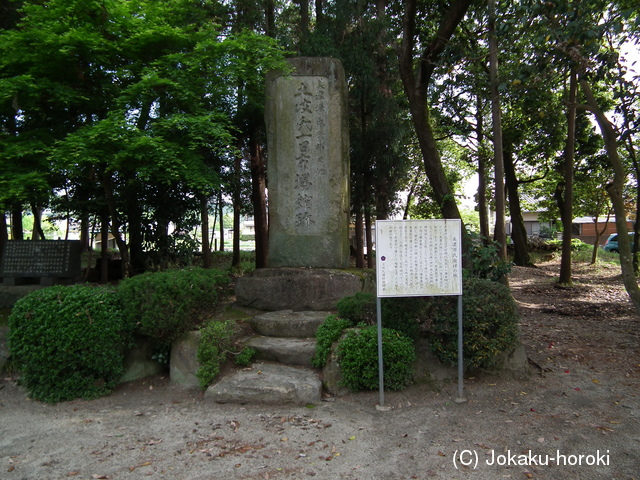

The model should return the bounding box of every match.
[0,240,82,278]
[375,219,462,297]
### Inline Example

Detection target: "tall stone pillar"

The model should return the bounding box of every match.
[265,57,350,268]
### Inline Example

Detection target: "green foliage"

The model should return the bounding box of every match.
[429,278,520,369]
[336,292,422,340]
[196,320,237,389]
[234,347,257,367]
[337,326,416,391]
[464,233,513,282]
[311,315,353,368]
[118,267,230,344]
[8,285,129,403]
[546,238,592,252]
[380,297,425,340]
[336,292,376,325]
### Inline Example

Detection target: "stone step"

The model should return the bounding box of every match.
[205,362,322,406]
[247,310,330,338]
[245,335,316,367]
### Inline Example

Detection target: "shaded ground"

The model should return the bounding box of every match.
[1,260,639,479]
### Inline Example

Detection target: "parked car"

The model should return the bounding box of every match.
[603,233,635,253]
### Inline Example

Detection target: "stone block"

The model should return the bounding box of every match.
[248,310,329,337]
[245,336,316,367]
[170,330,202,387]
[205,362,322,405]
[120,335,166,383]
[235,267,375,311]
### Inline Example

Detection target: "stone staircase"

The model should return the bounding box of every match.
[204,310,329,406]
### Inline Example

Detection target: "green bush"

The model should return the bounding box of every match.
[234,347,257,366]
[196,320,237,389]
[311,315,353,368]
[118,267,230,344]
[429,278,520,369]
[336,292,421,340]
[8,285,129,403]
[337,326,416,391]
[464,232,512,281]
[337,292,376,325]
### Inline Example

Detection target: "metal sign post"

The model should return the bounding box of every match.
[375,219,465,407]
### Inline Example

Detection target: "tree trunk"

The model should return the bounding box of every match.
[249,130,269,268]
[365,207,374,269]
[299,0,309,35]
[100,207,110,283]
[581,79,640,312]
[558,69,577,286]
[31,203,46,240]
[315,0,323,24]
[476,95,490,245]
[265,0,275,37]
[398,0,473,261]
[201,194,211,269]
[126,188,144,274]
[11,205,23,240]
[354,208,365,268]
[591,215,610,265]
[504,148,532,266]
[101,175,131,278]
[0,212,7,259]
[218,190,225,252]
[79,211,90,252]
[232,152,242,268]
[624,132,640,272]
[488,0,507,261]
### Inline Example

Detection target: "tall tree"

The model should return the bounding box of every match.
[397,0,474,255]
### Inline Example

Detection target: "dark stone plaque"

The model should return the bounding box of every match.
[0,241,82,281]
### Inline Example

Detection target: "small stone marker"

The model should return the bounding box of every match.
[265,57,350,268]
[0,240,82,285]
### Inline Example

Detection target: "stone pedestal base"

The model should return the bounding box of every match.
[235,268,375,312]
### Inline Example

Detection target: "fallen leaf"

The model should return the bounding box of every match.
[129,461,152,472]
[348,436,356,441]
[437,451,446,456]
[67,472,80,477]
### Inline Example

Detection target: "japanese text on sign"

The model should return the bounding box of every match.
[376,220,462,297]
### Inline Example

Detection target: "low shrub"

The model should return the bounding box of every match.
[234,347,257,367]
[196,320,237,389]
[118,267,230,344]
[429,278,520,369]
[335,292,421,339]
[464,233,512,281]
[336,293,376,325]
[311,315,353,368]
[8,285,129,403]
[337,326,416,391]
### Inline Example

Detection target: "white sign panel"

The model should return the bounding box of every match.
[376,219,462,297]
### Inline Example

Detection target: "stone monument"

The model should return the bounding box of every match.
[265,57,350,268]
[235,57,374,312]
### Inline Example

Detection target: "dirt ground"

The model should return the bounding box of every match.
[1,260,639,480]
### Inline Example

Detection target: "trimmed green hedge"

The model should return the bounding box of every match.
[337,326,416,391]
[429,278,520,368]
[8,285,129,403]
[118,267,230,344]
